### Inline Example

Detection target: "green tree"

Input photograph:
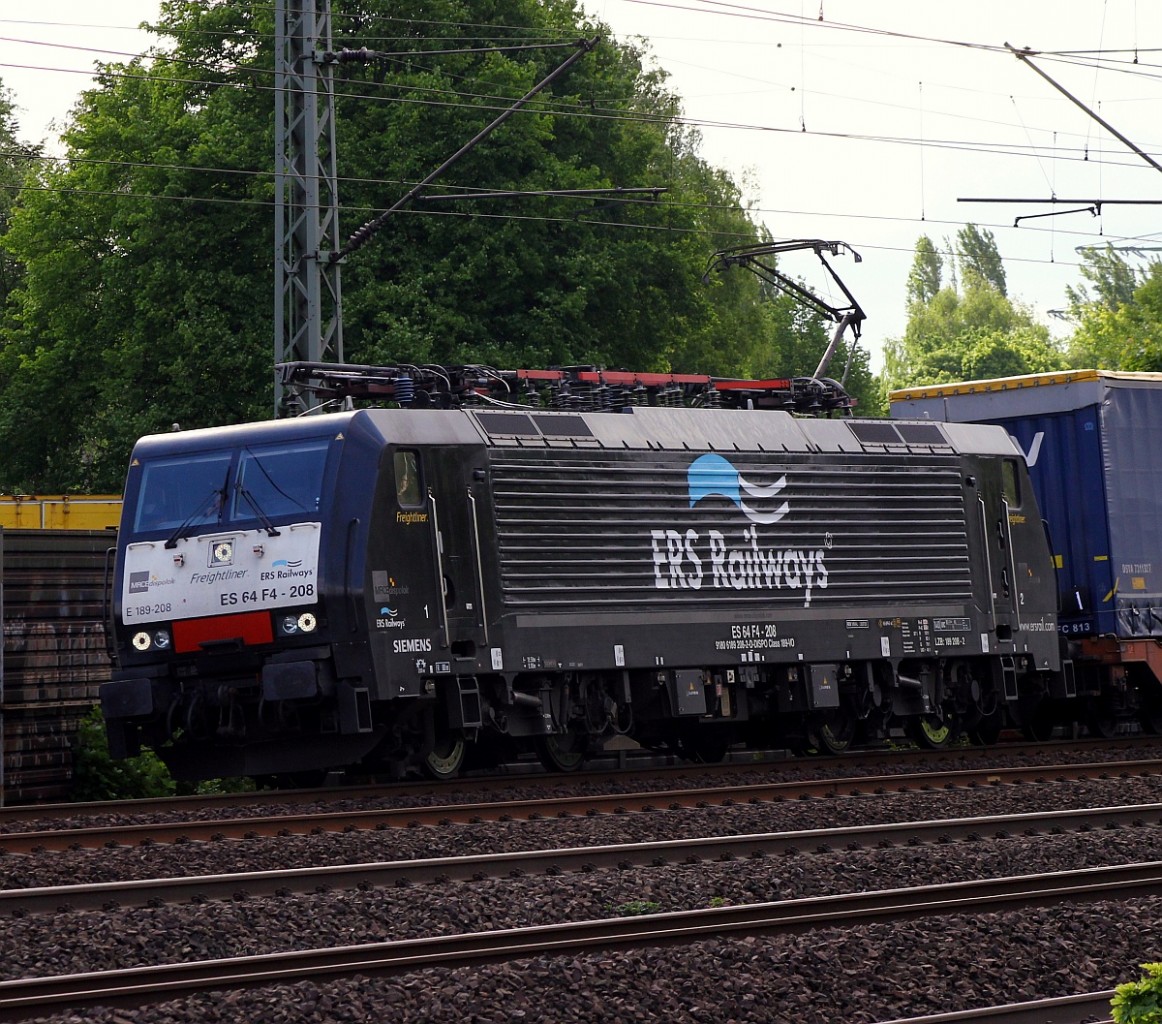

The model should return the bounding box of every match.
[1,0,833,491]
[906,235,943,307]
[0,84,40,312]
[1,23,275,490]
[1067,261,1162,370]
[956,223,1006,296]
[881,231,1062,393]
[1066,244,1144,313]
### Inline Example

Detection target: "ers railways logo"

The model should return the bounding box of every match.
[649,453,829,607]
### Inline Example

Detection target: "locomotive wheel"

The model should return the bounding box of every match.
[536,733,588,773]
[1141,701,1162,735]
[423,735,466,779]
[1020,709,1056,742]
[816,709,857,754]
[910,714,957,749]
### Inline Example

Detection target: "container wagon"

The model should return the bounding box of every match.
[891,369,1162,735]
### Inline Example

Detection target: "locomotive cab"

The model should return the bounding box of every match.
[101,416,375,779]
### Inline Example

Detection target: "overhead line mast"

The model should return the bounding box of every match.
[272,7,598,416]
[273,0,344,416]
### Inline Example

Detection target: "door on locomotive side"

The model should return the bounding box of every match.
[365,445,487,697]
[421,445,490,660]
[972,452,1026,643]
[363,446,443,698]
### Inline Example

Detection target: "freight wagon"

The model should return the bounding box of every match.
[0,530,115,802]
[891,369,1162,735]
[1,495,121,532]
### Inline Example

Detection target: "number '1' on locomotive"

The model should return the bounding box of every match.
[100,365,1062,780]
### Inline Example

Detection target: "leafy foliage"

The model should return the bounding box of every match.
[1066,255,1162,370]
[612,900,661,916]
[906,235,942,307]
[0,1,856,489]
[881,228,1063,393]
[1112,962,1162,1024]
[956,223,1006,296]
[1067,244,1145,313]
[71,706,175,801]
[0,87,40,312]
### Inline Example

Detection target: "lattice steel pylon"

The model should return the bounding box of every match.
[274,0,343,415]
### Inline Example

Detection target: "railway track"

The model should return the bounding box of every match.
[0,862,1150,1021]
[4,802,1160,915]
[4,757,1160,852]
[878,991,1115,1024]
[0,735,1153,825]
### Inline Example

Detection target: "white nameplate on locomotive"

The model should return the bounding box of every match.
[121,523,321,623]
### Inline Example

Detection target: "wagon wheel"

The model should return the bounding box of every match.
[1141,696,1162,735]
[910,713,958,749]
[536,732,588,773]
[815,708,857,754]
[1086,706,1119,739]
[966,711,1003,746]
[423,734,466,780]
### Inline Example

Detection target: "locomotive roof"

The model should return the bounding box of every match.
[131,406,1018,460]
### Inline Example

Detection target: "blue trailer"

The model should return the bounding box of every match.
[891,370,1162,730]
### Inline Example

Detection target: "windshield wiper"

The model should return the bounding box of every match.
[164,485,226,549]
[235,483,282,537]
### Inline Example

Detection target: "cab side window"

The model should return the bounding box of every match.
[395,450,423,507]
[1002,459,1021,508]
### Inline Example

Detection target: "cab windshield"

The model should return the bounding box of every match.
[134,453,231,534]
[232,440,329,521]
[132,438,330,536]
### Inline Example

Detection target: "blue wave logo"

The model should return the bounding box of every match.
[272,558,303,569]
[379,606,398,617]
[687,453,789,525]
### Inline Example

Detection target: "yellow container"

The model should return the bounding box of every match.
[0,495,122,531]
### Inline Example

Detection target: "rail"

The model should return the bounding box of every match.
[3,803,1161,914]
[0,862,1152,1020]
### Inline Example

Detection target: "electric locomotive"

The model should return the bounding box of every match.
[101,364,1061,781]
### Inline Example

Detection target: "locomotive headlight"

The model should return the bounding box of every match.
[131,630,171,652]
[278,612,319,637]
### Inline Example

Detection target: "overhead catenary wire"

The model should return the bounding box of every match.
[0,176,1115,280]
[3,5,1159,312]
[4,6,1162,177]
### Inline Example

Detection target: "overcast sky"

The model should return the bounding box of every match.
[3,1,1161,371]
